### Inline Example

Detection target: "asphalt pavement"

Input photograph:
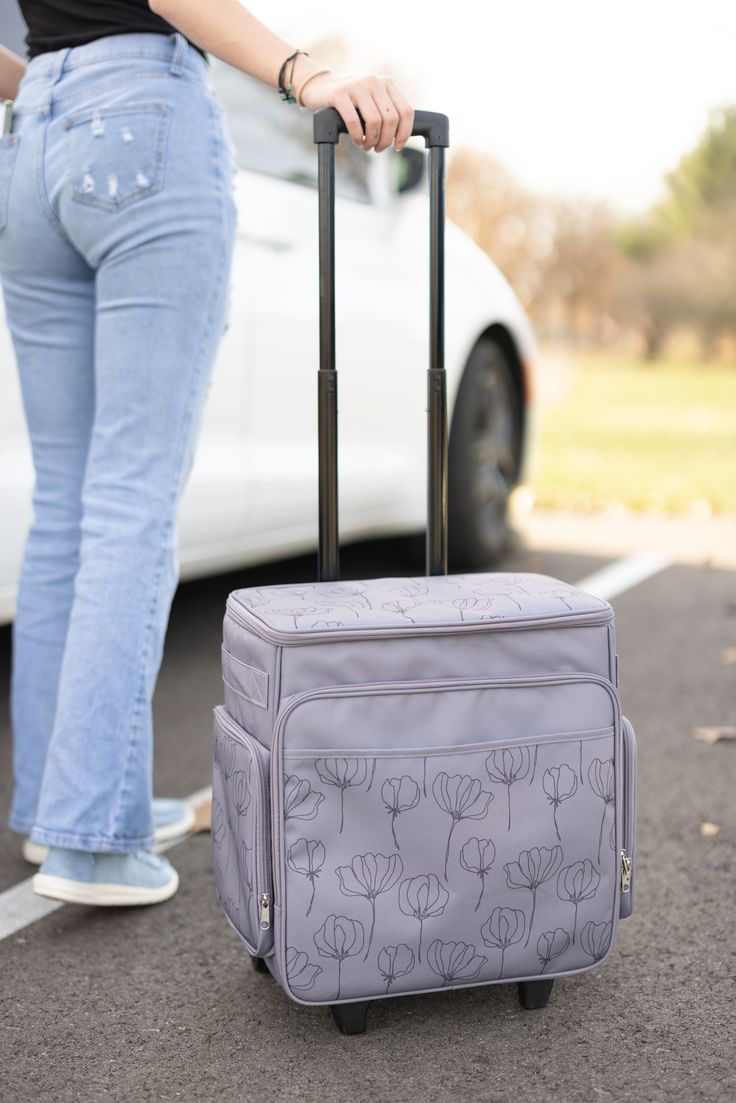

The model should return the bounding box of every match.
[1,533,734,1102]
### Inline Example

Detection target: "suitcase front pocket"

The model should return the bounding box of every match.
[212,706,273,957]
[273,674,626,1004]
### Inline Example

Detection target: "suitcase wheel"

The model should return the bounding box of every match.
[250,955,270,975]
[330,1001,371,1035]
[517,979,554,1010]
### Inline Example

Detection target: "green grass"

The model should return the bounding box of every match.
[531,352,736,514]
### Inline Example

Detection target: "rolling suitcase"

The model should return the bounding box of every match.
[212,107,637,1034]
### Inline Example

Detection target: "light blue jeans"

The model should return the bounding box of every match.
[0,32,237,852]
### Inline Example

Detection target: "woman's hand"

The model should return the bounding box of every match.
[298,72,415,153]
[147,3,414,152]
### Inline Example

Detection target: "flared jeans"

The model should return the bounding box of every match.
[0,31,237,852]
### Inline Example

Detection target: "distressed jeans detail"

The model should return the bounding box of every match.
[0,32,238,852]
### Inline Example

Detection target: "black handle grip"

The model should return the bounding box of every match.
[314,107,449,148]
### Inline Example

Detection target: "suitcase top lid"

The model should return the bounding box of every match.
[226,572,612,645]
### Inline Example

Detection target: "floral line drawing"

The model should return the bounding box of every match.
[366,759,377,792]
[480,906,526,978]
[283,775,324,822]
[222,896,240,929]
[542,764,578,842]
[287,838,325,917]
[544,589,574,611]
[449,597,495,621]
[504,845,563,947]
[426,939,487,985]
[377,944,415,994]
[399,874,449,963]
[422,757,428,798]
[556,859,600,942]
[536,928,570,973]
[232,769,250,818]
[381,599,419,622]
[381,776,420,850]
[529,745,539,786]
[268,605,322,629]
[237,837,253,922]
[460,837,496,912]
[580,920,612,962]
[432,772,494,878]
[579,740,584,786]
[286,947,322,993]
[214,729,237,780]
[316,758,369,833]
[314,914,365,1001]
[336,852,403,961]
[384,581,429,599]
[588,758,615,863]
[211,797,226,850]
[485,747,531,831]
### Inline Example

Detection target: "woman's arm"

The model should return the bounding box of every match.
[0,44,27,101]
[148,0,413,152]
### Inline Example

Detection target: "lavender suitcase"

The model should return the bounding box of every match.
[212,108,636,1034]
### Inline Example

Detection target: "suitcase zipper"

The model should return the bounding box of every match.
[226,594,613,647]
[274,670,621,723]
[619,716,637,904]
[620,851,632,894]
[259,892,271,930]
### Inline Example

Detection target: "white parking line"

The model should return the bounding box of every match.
[0,549,673,943]
[0,787,211,942]
[574,550,672,601]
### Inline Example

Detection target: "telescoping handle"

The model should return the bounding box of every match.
[313,107,450,583]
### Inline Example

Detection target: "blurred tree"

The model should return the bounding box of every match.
[618,108,736,359]
[663,107,736,233]
[536,198,622,340]
[447,149,547,309]
[447,151,622,342]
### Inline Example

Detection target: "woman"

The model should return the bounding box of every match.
[0,1,414,907]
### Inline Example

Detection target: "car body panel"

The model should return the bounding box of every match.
[0,67,535,623]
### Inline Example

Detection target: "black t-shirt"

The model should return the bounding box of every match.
[17,0,208,63]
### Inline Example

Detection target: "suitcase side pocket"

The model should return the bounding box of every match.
[212,706,274,958]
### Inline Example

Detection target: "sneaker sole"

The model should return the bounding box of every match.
[32,869,179,906]
[22,806,196,865]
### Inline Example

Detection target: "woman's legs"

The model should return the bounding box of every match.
[2,33,237,856]
[4,219,96,836]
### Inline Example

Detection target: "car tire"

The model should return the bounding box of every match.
[446,337,522,570]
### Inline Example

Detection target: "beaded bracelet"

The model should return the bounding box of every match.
[277,49,308,104]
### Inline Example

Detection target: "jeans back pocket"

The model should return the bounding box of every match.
[63,102,171,212]
[0,134,20,235]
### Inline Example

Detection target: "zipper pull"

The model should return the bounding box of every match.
[620,850,632,894]
[259,892,271,930]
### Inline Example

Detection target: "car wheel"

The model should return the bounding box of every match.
[447,337,522,569]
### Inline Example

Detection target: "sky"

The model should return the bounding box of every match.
[2,2,732,214]
[251,0,736,215]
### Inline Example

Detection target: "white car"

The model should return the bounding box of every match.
[0,60,536,625]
